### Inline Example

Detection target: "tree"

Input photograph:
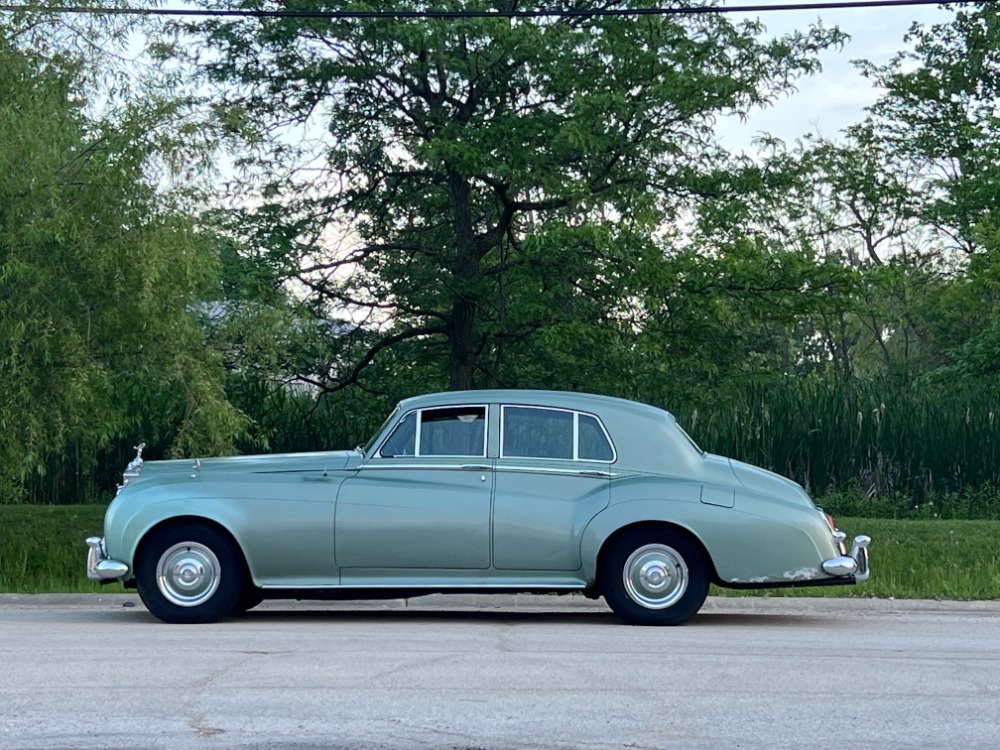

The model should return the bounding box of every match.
[0,28,245,500]
[859,2,1000,253]
[918,218,1000,383]
[181,0,845,391]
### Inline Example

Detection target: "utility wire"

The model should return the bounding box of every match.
[0,0,992,20]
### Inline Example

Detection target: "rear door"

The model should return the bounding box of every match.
[492,406,613,571]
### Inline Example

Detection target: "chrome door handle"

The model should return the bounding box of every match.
[461,464,491,471]
[577,470,611,478]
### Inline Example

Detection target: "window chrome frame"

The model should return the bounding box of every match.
[376,405,490,459]
[499,405,617,463]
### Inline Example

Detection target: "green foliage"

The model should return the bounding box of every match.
[0,504,106,592]
[179,0,845,390]
[226,378,397,455]
[820,486,1000,521]
[634,240,863,404]
[859,3,1000,250]
[919,219,1000,382]
[4,3,1000,513]
[0,32,246,501]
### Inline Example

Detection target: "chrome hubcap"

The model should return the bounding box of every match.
[622,544,688,609]
[156,542,221,607]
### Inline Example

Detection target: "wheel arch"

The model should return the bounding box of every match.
[132,514,254,584]
[590,519,721,589]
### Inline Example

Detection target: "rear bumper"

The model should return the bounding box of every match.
[85,537,129,582]
[821,535,871,581]
[719,534,871,591]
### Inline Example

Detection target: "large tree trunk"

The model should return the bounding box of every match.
[449,296,477,390]
[448,170,480,391]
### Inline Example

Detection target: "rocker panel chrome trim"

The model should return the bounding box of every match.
[259,582,585,590]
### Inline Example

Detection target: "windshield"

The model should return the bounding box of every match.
[360,407,399,457]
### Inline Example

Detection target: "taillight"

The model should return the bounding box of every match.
[823,512,837,534]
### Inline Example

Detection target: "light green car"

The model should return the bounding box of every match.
[86,390,870,625]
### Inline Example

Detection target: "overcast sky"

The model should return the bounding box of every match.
[717,2,953,150]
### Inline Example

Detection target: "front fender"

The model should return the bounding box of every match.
[105,476,347,586]
[108,495,254,578]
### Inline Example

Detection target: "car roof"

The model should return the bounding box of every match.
[397,389,674,421]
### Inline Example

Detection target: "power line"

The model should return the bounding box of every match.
[0,0,991,21]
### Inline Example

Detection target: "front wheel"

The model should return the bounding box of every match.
[234,586,265,613]
[135,523,246,624]
[600,528,709,626]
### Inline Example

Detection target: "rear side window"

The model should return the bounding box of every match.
[502,406,615,462]
[503,407,574,459]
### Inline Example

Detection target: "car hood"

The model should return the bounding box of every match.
[132,450,362,480]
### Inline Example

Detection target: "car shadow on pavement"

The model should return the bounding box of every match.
[232,608,620,625]
[1,602,852,629]
[223,608,844,629]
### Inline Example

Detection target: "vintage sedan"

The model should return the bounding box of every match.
[86,390,870,625]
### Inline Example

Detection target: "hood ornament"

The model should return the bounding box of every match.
[117,442,146,495]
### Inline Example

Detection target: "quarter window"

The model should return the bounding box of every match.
[579,414,615,461]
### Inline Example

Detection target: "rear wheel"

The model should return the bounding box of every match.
[600,527,709,626]
[135,523,246,624]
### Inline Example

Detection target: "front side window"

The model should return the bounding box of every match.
[362,407,399,456]
[420,407,487,456]
[379,406,487,458]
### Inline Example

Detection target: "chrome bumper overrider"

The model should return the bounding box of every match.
[85,537,129,582]
[821,535,871,582]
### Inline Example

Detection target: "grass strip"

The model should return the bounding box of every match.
[2,508,998,600]
[0,505,108,594]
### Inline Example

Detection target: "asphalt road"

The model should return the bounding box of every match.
[1,593,998,750]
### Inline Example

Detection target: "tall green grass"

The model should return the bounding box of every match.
[14,383,394,505]
[0,505,107,593]
[12,376,1000,512]
[678,378,1000,505]
[227,378,396,455]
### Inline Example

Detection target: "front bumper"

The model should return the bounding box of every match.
[85,537,129,582]
[821,535,871,581]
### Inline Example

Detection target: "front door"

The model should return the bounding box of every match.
[334,405,492,571]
